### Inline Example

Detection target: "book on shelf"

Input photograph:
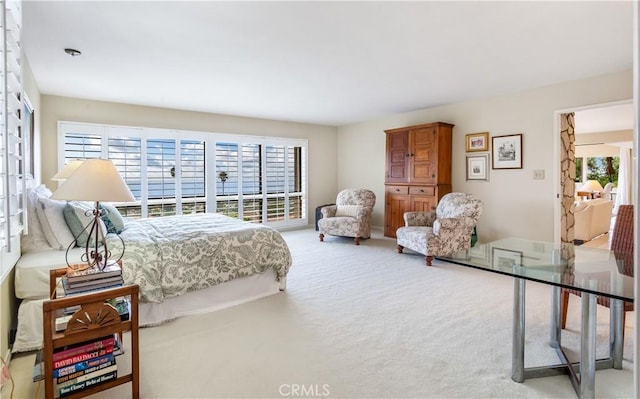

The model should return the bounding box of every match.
[32,335,119,382]
[66,275,124,290]
[54,345,115,369]
[33,348,44,382]
[58,370,118,398]
[52,336,115,362]
[66,263,122,283]
[61,277,124,295]
[55,359,116,385]
[53,353,114,379]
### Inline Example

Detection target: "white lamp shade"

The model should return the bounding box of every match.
[51,159,135,202]
[580,180,604,193]
[51,159,84,181]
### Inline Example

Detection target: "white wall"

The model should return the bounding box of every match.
[337,69,633,242]
[39,95,339,225]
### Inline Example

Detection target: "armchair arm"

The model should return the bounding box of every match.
[432,217,475,237]
[404,211,436,227]
[321,205,337,218]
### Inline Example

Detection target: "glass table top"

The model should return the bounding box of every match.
[438,238,634,302]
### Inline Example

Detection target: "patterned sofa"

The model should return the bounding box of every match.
[396,192,483,266]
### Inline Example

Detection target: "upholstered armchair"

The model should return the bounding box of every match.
[318,189,376,245]
[396,192,483,266]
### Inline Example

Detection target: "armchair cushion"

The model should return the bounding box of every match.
[335,205,363,218]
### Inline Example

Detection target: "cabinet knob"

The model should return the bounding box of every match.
[406,154,410,157]
[432,174,435,178]
[431,206,436,210]
[395,189,400,192]
[419,189,424,192]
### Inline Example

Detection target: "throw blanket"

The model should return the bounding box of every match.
[107,213,292,303]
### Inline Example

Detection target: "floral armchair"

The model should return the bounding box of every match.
[318,189,376,245]
[396,192,483,266]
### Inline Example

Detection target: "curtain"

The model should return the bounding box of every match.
[614,146,632,212]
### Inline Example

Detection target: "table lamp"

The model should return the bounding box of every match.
[51,159,134,270]
[580,180,604,199]
[51,159,84,181]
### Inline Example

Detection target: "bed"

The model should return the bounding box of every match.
[12,212,292,353]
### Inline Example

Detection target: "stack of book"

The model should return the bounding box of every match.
[63,263,123,296]
[34,335,118,397]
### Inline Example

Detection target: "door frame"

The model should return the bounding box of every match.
[552,98,633,243]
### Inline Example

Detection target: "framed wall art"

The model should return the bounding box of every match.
[492,133,523,169]
[465,132,489,152]
[491,247,523,269]
[466,154,489,181]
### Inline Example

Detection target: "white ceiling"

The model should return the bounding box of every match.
[574,103,634,134]
[22,1,633,127]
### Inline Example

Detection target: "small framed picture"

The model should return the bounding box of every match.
[492,247,523,269]
[465,132,489,152]
[466,154,489,181]
[492,134,523,169]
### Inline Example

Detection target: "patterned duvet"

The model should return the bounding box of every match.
[106,213,292,303]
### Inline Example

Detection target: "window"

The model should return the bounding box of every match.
[59,122,307,229]
[574,156,619,188]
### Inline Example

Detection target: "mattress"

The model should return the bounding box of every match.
[15,248,85,299]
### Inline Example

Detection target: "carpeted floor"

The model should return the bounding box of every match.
[6,228,634,398]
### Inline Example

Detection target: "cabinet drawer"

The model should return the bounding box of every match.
[409,186,435,196]
[386,185,409,195]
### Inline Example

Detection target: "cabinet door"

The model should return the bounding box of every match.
[385,193,410,238]
[411,195,437,212]
[385,131,409,183]
[410,127,437,184]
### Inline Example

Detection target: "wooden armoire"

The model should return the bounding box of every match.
[384,122,453,238]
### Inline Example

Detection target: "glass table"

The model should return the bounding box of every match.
[438,238,634,399]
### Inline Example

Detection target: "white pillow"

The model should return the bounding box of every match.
[36,197,76,250]
[21,184,54,252]
[335,205,363,218]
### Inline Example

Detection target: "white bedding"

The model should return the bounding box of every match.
[15,248,85,299]
[12,213,293,353]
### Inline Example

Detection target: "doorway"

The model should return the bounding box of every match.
[553,100,634,245]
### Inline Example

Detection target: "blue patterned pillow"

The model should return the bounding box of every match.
[100,203,125,234]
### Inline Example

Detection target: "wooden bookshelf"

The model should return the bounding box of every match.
[43,268,139,399]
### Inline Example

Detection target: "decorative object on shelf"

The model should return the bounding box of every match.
[466,154,489,181]
[492,133,523,169]
[51,159,134,270]
[465,132,489,152]
[51,159,84,181]
[579,179,604,199]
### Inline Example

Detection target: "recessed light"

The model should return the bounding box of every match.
[64,48,81,57]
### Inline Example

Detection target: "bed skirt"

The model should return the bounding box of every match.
[12,269,285,353]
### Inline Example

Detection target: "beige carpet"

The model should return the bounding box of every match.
[5,228,634,398]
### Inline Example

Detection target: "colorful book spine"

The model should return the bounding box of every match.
[58,370,118,397]
[55,357,115,383]
[56,363,117,387]
[53,346,114,369]
[53,353,115,383]
[52,336,115,362]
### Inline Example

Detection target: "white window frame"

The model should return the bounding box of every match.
[58,121,308,229]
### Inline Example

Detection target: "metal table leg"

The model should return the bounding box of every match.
[512,277,525,383]
[550,285,561,348]
[609,298,624,369]
[580,292,596,399]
